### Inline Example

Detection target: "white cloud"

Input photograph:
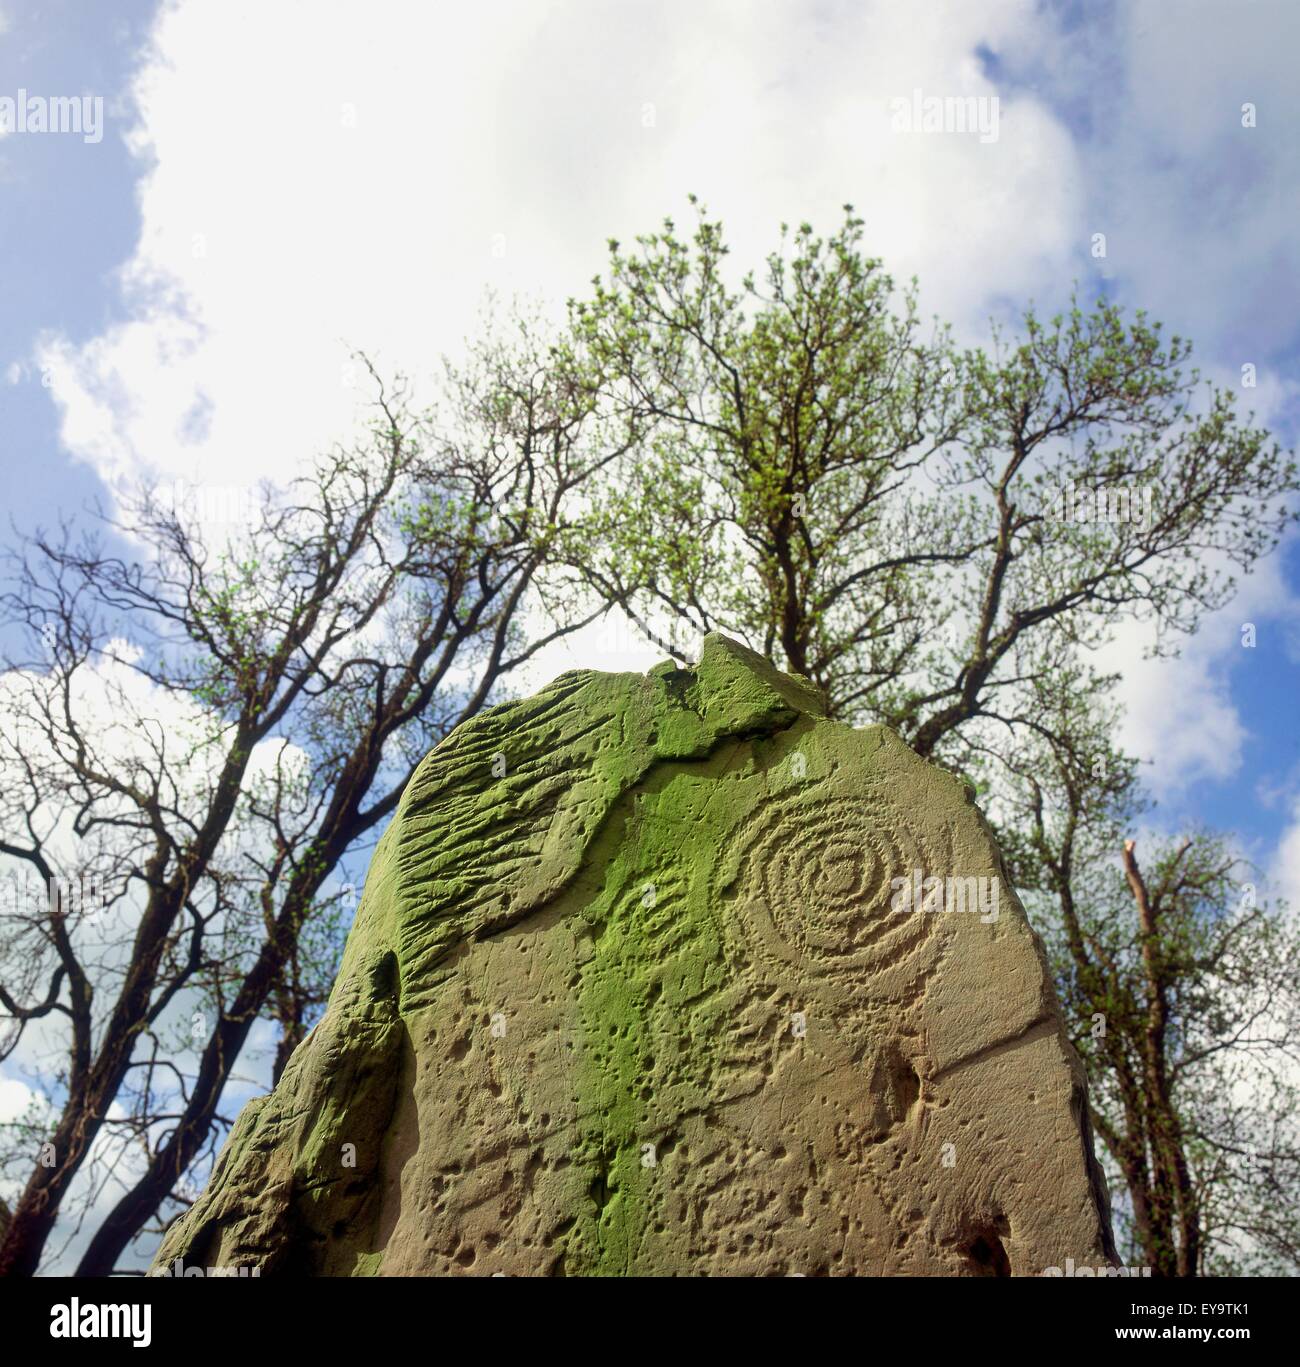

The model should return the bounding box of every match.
[1271,795,1300,912]
[29,0,1087,688]
[36,0,1077,502]
[18,0,1298,786]
[1067,0,1300,359]
[1105,524,1300,811]
[1112,623,1247,804]
[0,1075,35,1127]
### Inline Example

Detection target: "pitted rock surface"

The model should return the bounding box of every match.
[154,635,1115,1276]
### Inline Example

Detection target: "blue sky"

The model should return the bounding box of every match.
[1,1,155,537]
[1,0,1298,1268]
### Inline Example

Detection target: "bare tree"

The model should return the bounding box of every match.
[0,326,633,1276]
[994,693,1300,1277]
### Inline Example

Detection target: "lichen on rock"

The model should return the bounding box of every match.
[153,634,1115,1277]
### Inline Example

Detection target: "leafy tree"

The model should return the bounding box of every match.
[999,709,1300,1276]
[570,201,1296,780]
[4,200,1295,1280]
[568,201,1300,1276]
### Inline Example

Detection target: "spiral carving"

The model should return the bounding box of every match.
[715,789,944,982]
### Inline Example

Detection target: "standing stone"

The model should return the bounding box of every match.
[153,635,1114,1276]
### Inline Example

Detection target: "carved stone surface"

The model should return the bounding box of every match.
[153,635,1115,1276]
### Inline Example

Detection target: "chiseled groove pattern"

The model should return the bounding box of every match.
[148,635,1117,1278]
[391,678,629,1006]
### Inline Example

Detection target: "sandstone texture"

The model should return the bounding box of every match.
[154,635,1115,1276]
